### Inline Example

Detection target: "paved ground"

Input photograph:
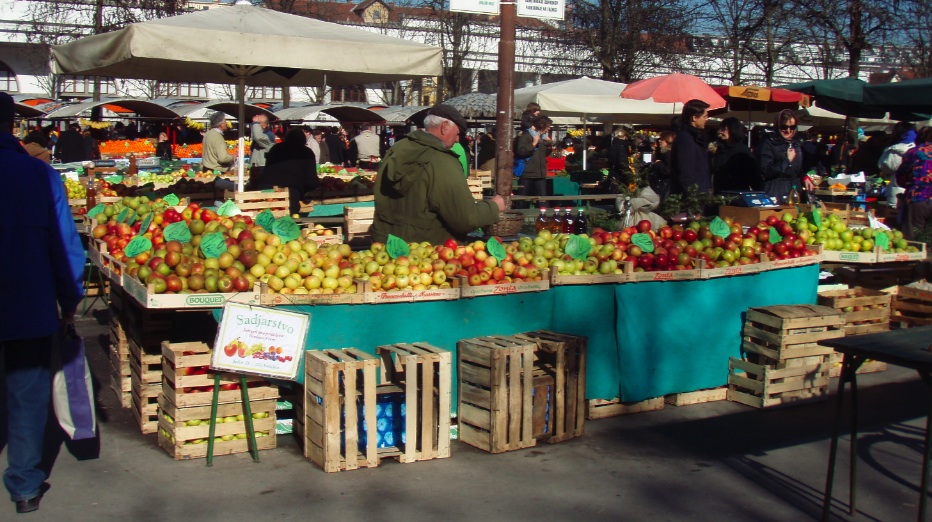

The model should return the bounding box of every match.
[1,299,929,521]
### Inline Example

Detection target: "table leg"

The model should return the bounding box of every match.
[919,371,932,522]
[823,354,864,521]
[850,367,859,515]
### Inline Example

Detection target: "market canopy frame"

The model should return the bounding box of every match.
[51,2,442,190]
[42,97,181,120]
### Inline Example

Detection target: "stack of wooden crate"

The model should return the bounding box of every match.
[343,206,374,249]
[158,341,279,460]
[223,188,290,217]
[728,305,844,409]
[109,313,131,408]
[888,284,932,327]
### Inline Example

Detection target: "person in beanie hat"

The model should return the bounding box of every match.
[202,111,234,173]
[0,92,85,514]
[372,103,505,245]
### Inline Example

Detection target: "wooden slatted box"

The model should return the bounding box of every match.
[741,304,844,368]
[303,348,381,472]
[376,342,452,463]
[129,337,162,434]
[223,188,290,217]
[457,336,538,453]
[157,395,277,460]
[888,285,932,327]
[817,287,892,336]
[109,314,131,408]
[513,330,587,443]
[344,206,374,248]
[727,357,830,409]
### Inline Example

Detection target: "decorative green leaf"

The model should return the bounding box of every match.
[486,237,506,262]
[104,175,123,184]
[386,234,410,259]
[769,227,783,244]
[163,193,180,206]
[811,208,821,228]
[874,231,889,250]
[87,204,105,218]
[139,212,153,233]
[272,216,300,242]
[163,221,192,243]
[124,236,152,258]
[709,216,730,238]
[564,235,592,260]
[116,208,129,223]
[201,232,228,259]
[631,233,654,253]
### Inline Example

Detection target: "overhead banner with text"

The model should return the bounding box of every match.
[450,0,499,15]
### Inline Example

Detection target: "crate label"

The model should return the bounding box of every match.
[364,288,458,303]
[185,294,227,307]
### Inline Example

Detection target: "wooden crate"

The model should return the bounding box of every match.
[587,397,664,419]
[469,169,493,189]
[344,206,374,248]
[888,285,932,327]
[129,337,162,434]
[223,188,289,217]
[457,336,537,453]
[727,357,830,409]
[741,304,844,366]
[513,330,587,443]
[160,341,278,408]
[817,287,891,335]
[375,342,452,463]
[303,348,381,472]
[827,353,888,378]
[665,387,728,407]
[157,395,277,460]
[467,178,483,200]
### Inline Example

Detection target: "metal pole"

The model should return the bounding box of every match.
[237,74,246,192]
[494,1,517,207]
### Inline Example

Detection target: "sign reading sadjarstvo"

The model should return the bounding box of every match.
[450,0,564,20]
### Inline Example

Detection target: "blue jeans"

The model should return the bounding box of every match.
[2,336,51,502]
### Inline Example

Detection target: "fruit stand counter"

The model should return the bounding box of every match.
[211,264,818,404]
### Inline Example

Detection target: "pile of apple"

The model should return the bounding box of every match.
[785,211,919,254]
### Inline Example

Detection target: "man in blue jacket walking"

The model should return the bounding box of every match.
[0,92,85,514]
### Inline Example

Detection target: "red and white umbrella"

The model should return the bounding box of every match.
[621,73,726,110]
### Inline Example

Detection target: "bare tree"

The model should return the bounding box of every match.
[564,0,695,82]
[791,0,895,77]
[887,0,932,78]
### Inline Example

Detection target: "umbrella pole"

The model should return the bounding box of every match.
[237,74,246,192]
[582,115,587,171]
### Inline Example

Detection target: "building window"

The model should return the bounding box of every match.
[246,86,282,100]
[176,83,208,98]
[332,85,367,103]
[59,75,114,96]
[0,62,18,92]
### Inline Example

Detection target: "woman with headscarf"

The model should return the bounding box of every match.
[757,109,815,203]
[712,117,763,194]
[895,126,932,240]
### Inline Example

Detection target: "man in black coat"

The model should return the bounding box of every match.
[54,123,85,163]
[670,99,712,194]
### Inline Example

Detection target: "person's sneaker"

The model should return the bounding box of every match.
[14,483,49,514]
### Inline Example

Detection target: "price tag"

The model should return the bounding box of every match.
[87,204,105,219]
[163,221,192,243]
[104,175,123,184]
[272,216,300,241]
[564,235,592,260]
[769,227,783,244]
[200,232,228,259]
[386,234,410,259]
[256,209,275,232]
[486,237,506,262]
[874,231,889,250]
[217,199,240,217]
[811,208,822,228]
[631,233,655,253]
[139,212,153,233]
[709,217,730,238]
[124,236,152,258]
[163,193,180,206]
[116,208,129,223]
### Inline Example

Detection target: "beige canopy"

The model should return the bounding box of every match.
[51,3,441,190]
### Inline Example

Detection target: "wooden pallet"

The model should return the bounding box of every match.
[304,348,381,472]
[587,397,665,419]
[727,357,830,409]
[161,341,278,408]
[157,395,277,460]
[223,188,289,217]
[457,336,537,453]
[665,387,728,407]
[742,304,844,366]
[817,287,891,336]
[513,330,587,443]
[376,342,452,463]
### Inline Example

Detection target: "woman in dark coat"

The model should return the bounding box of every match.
[757,109,814,203]
[712,117,764,194]
[256,128,319,215]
